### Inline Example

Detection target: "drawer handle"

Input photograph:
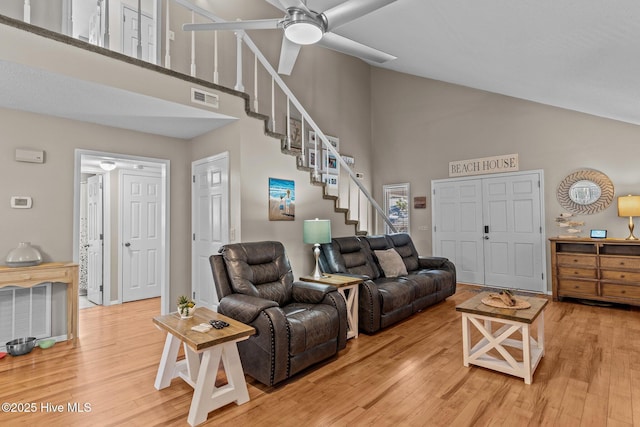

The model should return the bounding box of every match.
[620,274,626,278]
[574,285,580,289]
[621,290,626,294]
[620,262,625,266]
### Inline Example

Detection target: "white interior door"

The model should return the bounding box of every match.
[121,171,162,302]
[192,154,229,309]
[432,171,545,293]
[122,6,155,61]
[87,174,103,305]
[432,179,484,284]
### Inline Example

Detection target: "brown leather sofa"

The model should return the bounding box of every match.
[210,241,347,386]
[319,233,456,334]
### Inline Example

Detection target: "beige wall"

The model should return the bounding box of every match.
[370,68,640,290]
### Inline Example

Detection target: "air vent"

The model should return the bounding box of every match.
[191,88,219,109]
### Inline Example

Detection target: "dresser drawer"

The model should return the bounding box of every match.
[557,279,597,296]
[557,253,597,268]
[558,267,597,279]
[600,270,640,283]
[601,283,640,300]
[600,256,640,270]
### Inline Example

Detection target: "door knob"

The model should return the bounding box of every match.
[125,242,131,247]
[483,236,489,240]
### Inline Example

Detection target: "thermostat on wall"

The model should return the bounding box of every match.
[11,196,32,209]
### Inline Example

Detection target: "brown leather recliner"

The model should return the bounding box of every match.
[209,241,347,386]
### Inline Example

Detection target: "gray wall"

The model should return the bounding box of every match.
[370,68,640,289]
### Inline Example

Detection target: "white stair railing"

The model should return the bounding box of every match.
[168,0,396,234]
[11,0,395,234]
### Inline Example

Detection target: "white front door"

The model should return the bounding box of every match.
[121,171,162,302]
[432,179,484,284]
[87,174,103,305]
[482,173,544,292]
[432,171,546,293]
[192,154,229,309]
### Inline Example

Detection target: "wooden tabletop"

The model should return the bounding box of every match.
[455,291,548,324]
[153,307,255,352]
[300,273,362,288]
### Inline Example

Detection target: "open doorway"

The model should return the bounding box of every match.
[73,150,170,313]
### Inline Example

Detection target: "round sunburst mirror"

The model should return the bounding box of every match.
[557,169,614,215]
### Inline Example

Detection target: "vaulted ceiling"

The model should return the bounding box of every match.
[303,0,640,125]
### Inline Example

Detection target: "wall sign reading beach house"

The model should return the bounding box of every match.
[449,154,519,177]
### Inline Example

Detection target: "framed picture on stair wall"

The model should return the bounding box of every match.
[268,177,295,221]
[308,131,339,191]
[288,117,303,149]
[322,174,338,189]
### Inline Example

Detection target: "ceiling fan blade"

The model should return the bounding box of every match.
[183,19,281,32]
[278,37,302,75]
[266,0,310,13]
[317,32,396,64]
[322,0,397,32]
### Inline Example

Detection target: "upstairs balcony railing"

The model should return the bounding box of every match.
[5,0,397,235]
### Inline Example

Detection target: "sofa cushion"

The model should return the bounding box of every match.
[285,303,339,355]
[375,278,414,313]
[374,248,408,278]
[387,233,421,272]
[322,237,380,279]
[221,241,293,306]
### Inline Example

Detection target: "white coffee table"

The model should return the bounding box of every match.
[455,292,548,384]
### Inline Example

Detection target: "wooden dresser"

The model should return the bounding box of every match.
[549,238,640,306]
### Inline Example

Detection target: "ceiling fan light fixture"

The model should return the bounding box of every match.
[283,9,323,45]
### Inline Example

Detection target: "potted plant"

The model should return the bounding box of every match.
[177,295,196,318]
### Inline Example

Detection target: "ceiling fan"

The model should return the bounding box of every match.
[183,0,397,75]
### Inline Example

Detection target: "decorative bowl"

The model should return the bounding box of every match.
[38,338,56,349]
[5,337,37,356]
[6,242,42,267]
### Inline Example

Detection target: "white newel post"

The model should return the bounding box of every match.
[24,0,31,23]
[234,32,244,92]
[190,11,196,76]
[164,0,171,68]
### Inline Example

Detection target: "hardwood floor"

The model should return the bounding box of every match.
[1,284,639,426]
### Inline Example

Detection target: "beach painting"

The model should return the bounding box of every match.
[269,178,295,221]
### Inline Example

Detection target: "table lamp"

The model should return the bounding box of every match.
[618,195,640,240]
[303,219,331,279]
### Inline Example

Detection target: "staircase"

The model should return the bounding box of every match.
[7,0,396,235]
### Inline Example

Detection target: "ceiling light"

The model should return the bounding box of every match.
[284,10,323,45]
[100,160,116,171]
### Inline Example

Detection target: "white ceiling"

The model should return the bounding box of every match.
[304,0,640,125]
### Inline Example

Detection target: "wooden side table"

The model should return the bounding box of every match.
[153,307,255,426]
[300,273,361,339]
[455,292,548,384]
[0,262,79,347]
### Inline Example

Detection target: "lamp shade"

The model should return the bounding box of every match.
[618,195,640,217]
[303,219,331,244]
